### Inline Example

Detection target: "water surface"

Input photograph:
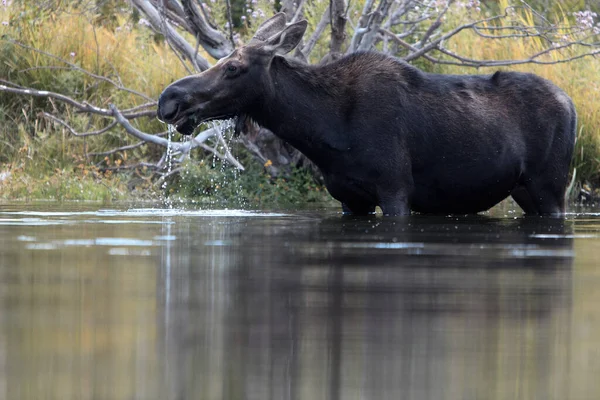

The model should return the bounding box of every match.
[0,202,599,400]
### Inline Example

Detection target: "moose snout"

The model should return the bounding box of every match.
[157,86,186,122]
[157,98,178,122]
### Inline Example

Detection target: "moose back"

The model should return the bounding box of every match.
[157,13,577,216]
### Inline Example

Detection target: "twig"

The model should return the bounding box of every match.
[42,112,118,137]
[380,27,600,67]
[225,0,235,47]
[402,12,509,61]
[214,130,245,170]
[102,162,162,171]
[291,0,308,24]
[154,167,183,186]
[197,1,217,29]
[380,27,441,63]
[435,45,600,67]
[384,0,415,28]
[417,1,450,49]
[356,0,393,52]
[88,131,170,157]
[121,102,157,113]
[88,141,147,156]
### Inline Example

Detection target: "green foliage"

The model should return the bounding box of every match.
[0,0,185,200]
[0,164,129,202]
[169,150,334,209]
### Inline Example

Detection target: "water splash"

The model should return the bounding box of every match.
[208,119,245,209]
[157,119,243,210]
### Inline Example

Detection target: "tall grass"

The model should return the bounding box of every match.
[0,3,193,200]
[1,4,191,101]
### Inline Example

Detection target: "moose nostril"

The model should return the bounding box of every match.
[158,98,180,122]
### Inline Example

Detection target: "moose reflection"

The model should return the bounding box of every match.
[158,215,574,400]
[158,13,576,216]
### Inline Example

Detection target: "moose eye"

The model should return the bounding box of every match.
[225,64,239,75]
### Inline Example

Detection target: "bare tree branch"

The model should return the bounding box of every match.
[154,167,183,186]
[1,84,113,117]
[225,0,235,47]
[402,12,508,62]
[348,0,376,52]
[0,84,157,119]
[88,140,149,156]
[299,6,331,59]
[110,104,244,170]
[329,0,348,57]
[435,43,600,67]
[417,1,450,49]
[102,162,162,171]
[384,0,416,28]
[380,27,600,67]
[158,0,190,28]
[179,0,233,58]
[130,0,210,71]
[291,0,309,24]
[356,0,394,52]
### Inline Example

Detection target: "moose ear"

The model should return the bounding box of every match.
[252,13,288,42]
[264,20,308,55]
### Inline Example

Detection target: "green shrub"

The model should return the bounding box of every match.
[168,150,334,209]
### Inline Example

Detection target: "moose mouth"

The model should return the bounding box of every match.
[166,112,254,137]
[167,112,237,136]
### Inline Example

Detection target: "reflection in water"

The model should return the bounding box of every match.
[0,206,599,399]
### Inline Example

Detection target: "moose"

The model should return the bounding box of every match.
[157,13,577,216]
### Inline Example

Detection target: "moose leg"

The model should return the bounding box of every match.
[510,186,539,215]
[528,186,566,216]
[514,178,567,216]
[379,192,411,216]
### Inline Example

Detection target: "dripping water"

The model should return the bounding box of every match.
[162,124,175,209]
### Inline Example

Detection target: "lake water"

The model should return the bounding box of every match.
[0,202,599,400]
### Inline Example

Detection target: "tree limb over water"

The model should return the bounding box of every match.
[0,84,244,172]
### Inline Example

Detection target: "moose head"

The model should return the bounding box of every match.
[156,13,308,136]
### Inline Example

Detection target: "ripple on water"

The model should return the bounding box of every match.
[0,208,290,226]
[530,233,600,239]
[123,208,289,217]
[23,237,157,251]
